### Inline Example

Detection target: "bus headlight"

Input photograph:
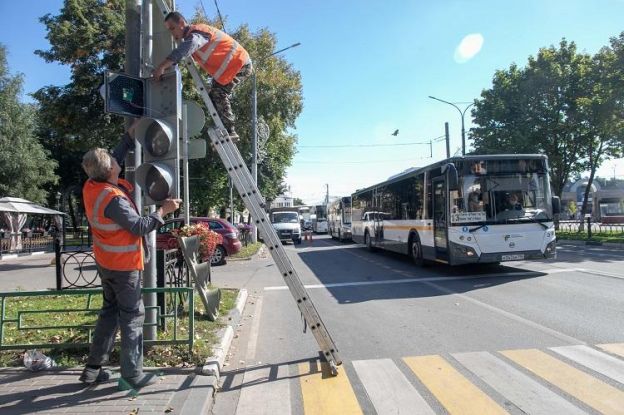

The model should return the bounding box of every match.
[545,240,556,255]
[450,242,478,258]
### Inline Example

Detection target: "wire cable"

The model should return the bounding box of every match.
[298,136,444,149]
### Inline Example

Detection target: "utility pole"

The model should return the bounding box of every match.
[445,122,450,158]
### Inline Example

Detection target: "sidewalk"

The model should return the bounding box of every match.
[0,252,261,414]
[0,367,215,415]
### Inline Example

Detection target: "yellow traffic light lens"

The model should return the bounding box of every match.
[145,122,171,157]
[145,165,171,201]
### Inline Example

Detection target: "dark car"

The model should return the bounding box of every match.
[156,217,242,265]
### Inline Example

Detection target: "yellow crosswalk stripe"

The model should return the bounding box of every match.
[298,361,362,415]
[404,355,508,415]
[598,343,624,359]
[501,349,624,415]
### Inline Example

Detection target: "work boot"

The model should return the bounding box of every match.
[118,373,158,391]
[79,366,118,384]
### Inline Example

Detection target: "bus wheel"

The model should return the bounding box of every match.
[410,236,426,267]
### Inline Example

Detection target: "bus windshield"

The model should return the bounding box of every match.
[451,160,553,225]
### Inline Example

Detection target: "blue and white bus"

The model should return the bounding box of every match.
[350,155,560,265]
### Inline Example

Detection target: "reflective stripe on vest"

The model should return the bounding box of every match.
[90,189,122,231]
[95,239,140,253]
[194,31,224,64]
[213,41,239,81]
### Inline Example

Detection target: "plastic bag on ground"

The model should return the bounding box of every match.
[23,349,56,371]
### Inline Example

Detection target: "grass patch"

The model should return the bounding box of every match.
[230,242,263,259]
[0,288,238,368]
[556,230,624,244]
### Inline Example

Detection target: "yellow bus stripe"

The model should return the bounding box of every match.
[501,349,624,415]
[403,355,508,415]
[598,343,624,359]
[298,361,362,415]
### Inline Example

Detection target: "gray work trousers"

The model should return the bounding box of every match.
[87,265,145,380]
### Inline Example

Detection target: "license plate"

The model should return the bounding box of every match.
[501,254,525,261]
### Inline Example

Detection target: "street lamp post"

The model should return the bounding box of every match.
[428,96,475,156]
[251,42,300,243]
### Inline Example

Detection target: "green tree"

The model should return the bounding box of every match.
[293,198,305,206]
[471,40,592,196]
[575,37,624,226]
[33,1,301,218]
[0,45,58,204]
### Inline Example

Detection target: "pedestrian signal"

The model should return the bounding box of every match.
[103,72,145,118]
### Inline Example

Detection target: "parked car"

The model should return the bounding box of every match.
[156,217,242,265]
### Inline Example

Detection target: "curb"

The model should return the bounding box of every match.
[227,244,267,262]
[0,251,49,261]
[200,288,248,378]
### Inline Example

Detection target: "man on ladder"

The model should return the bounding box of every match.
[152,11,253,142]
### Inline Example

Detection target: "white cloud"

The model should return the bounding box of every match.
[454,33,484,63]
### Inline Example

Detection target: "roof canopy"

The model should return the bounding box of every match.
[0,197,65,215]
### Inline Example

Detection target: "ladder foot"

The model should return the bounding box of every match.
[329,360,339,376]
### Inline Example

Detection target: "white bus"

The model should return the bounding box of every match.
[351,155,561,265]
[312,204,328,233]
[328,197,352,242]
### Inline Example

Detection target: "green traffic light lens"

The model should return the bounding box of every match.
[145,122,171,157]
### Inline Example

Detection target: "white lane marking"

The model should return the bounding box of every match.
[352,359,435,415]
[236,364,291,415]
[453,351,587,415]
[245,295,263,362]
[264,268,582,291]
[550,345,624,385]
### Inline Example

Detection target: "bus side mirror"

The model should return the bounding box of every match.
[552,196,561,215]
[444,163,459,191]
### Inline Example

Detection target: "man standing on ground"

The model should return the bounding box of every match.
[79,121,181,389]
[153,11,253,141]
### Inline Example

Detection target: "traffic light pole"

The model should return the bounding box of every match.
[139,0,157,341]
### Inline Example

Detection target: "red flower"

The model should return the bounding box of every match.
[172,223,223,262]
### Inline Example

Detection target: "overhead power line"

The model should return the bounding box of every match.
[299,136,445,149]
[296,156,432,164]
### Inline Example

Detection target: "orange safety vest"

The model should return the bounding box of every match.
[189,23,250,85]
[83,178,144,271]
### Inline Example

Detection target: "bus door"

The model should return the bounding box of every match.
[432,177,449,260]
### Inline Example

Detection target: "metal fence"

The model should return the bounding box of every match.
[558,220,624,234]
[0,287,194,354]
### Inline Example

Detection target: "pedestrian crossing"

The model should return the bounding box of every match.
[234,343,624,414]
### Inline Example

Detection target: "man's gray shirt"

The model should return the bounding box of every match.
[167,28,210,64]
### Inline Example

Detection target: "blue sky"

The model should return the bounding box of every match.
[2,0,624,203]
